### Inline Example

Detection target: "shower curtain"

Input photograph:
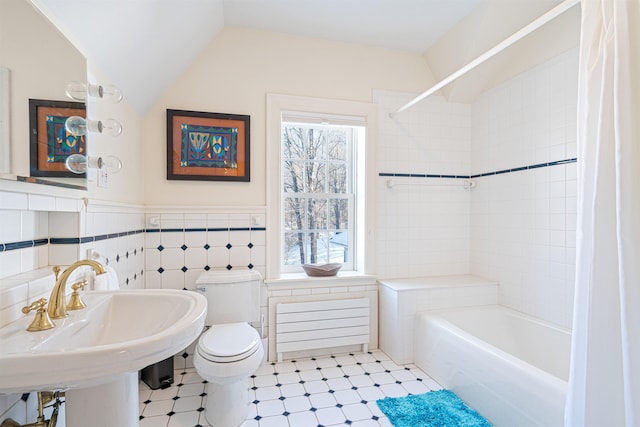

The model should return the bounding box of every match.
[565,0,640,426]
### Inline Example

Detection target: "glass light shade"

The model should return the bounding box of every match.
[65,116,122,137]
[64,81,89,101]
[100,118,123,136]
[97,155,123,174]
[65,153,89,174]
[65,81,123,103]
[65,116,89,136]
[65,154,122,174]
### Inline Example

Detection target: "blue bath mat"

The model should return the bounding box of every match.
[376,389,492,427]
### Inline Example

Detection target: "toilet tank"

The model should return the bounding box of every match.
[195,270,262,325]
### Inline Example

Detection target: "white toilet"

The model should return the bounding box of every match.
[193,270,264,427]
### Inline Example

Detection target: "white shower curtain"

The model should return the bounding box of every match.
[565,0,640,426]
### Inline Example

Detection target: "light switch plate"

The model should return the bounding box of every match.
[97,169,109,188]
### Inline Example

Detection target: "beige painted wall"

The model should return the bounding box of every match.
[0,0,86,178]
[84,65,144,204]
[0,1,144,204]
[141,27,438,206]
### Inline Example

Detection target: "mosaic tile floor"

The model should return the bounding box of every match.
[138,350,441,427]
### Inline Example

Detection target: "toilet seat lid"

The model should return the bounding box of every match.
[199,323,260,361]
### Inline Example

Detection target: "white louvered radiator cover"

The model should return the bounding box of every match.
[275,298,370,362]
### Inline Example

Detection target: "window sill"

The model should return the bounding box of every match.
[265,271,377,291]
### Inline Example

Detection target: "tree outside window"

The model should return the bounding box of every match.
[281,123,354,268]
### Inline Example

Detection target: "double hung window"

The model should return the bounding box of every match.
[281,116,363,272]
[266,94,375,278]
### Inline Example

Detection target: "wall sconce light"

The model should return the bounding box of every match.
[64,81,124,178]
[65,154,122,175]
[65,81,123,103]
[65,116,122,137]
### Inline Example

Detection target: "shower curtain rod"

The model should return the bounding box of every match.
[390,0,580,118]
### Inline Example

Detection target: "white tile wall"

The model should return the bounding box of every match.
[376,90,471,177]
[470,48,578,329]
[375,48,578,328]
[471,49,578,176]
[0,204,146,329]
[0,191,83,284]
[1,196,268,419]
[143,211,267,292]
[0,210,49,280]
[374,90,472,279]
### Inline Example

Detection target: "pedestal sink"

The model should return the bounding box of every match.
[0,289,207,426]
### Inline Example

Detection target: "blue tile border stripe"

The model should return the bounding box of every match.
[469,158,577,178]
[48,229,146,246]
[1,238,49,252]
[145,227,265,233]
[1,227,267,252]
[380,158,577,180]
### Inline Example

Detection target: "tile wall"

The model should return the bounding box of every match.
[142,209,267,370]
[0,199,268,423]
[0,193,147,425]
[470,47,579,328]
[0,192,83,328]
[374,90,472,279]
[142,211,267,290]
[374,47,578,328]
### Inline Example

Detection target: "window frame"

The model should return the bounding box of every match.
[266,94,377,279]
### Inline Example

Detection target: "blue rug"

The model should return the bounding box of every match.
[376,389,492,427]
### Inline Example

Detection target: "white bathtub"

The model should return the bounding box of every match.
[414,305,570,427]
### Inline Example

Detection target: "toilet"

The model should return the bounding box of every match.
[193,270,264,427]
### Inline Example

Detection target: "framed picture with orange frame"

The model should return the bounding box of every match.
[166,109,250,182]
[29,98,86,178]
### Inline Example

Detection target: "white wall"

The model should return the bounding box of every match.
[374,47,578,328]
[470,48,578,328]
[375,90,471,279]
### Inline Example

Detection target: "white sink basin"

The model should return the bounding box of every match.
[0,289,207,395]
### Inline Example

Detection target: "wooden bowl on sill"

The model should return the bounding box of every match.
[301,263,342,277]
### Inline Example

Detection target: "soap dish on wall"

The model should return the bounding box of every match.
[302,263,342,277]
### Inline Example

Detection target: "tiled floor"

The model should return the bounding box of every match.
[138,350,441,427]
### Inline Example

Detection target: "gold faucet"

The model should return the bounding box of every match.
[48,260,106,319]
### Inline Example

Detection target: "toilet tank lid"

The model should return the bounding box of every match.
[196,269,262,284]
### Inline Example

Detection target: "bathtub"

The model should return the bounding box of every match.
[414,305,570,427]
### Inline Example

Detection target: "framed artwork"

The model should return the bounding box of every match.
[29,99,86,178]
[166,109,250,182]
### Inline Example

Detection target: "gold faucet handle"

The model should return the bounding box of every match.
[52,265,61,281]
[67,280,88,311]
[21,298,55,332]
[21,297,47,314]
[71,280,87,292]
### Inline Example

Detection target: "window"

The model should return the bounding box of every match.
[266,94,376,278]
[281,118,363,271]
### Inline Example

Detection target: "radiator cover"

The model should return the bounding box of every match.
[275,298,370,362]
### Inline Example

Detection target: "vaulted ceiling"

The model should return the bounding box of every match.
[32,0,578,113]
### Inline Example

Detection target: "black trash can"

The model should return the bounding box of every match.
[141,356,174,390]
